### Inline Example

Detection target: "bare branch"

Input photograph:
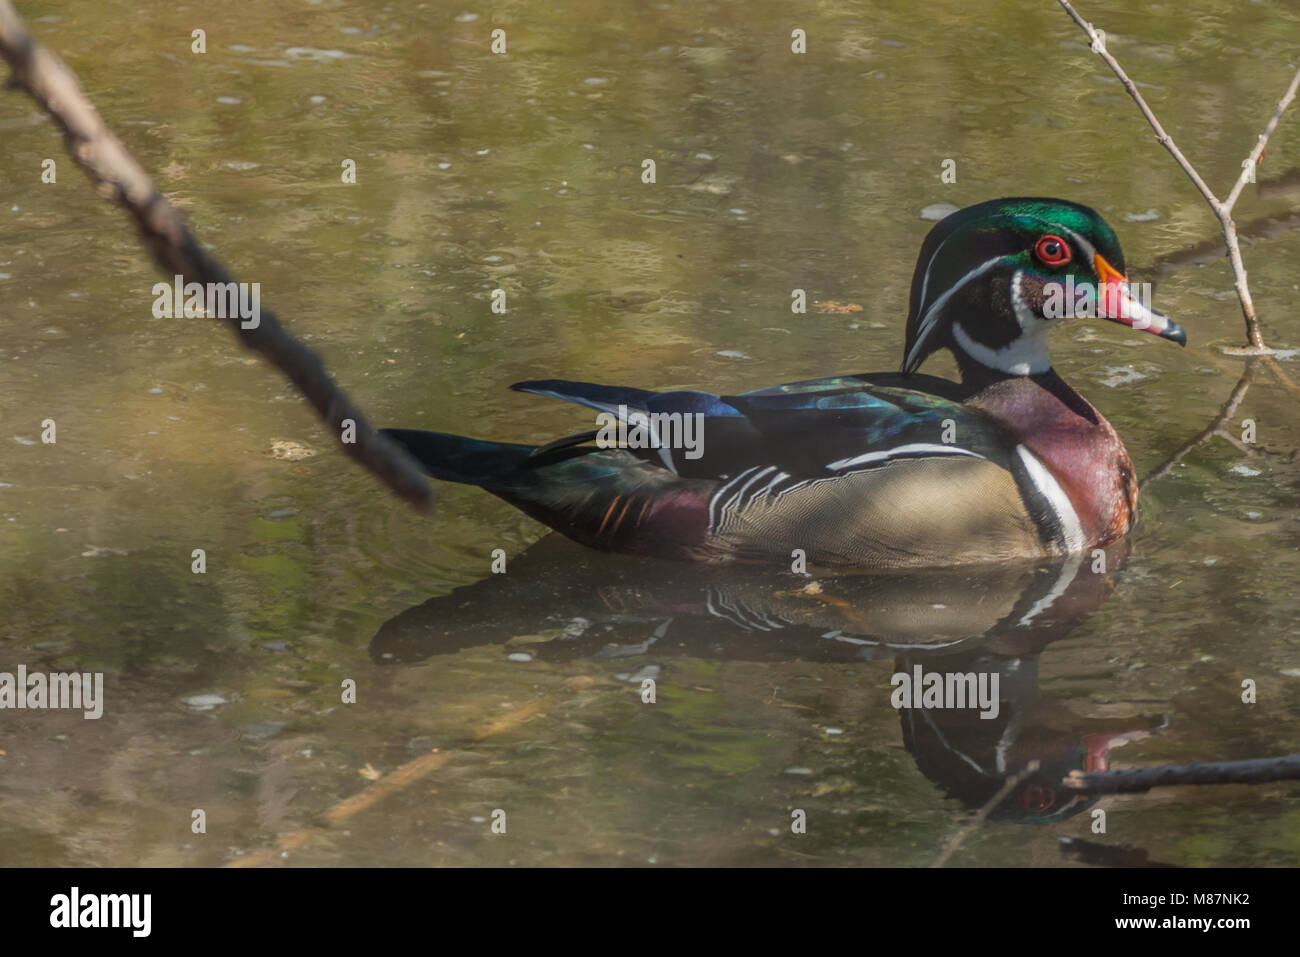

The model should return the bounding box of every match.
[1058,0,1300,353]
[1223,68,1300,214]
[1057,1,1221,209]
[0,0,434,510]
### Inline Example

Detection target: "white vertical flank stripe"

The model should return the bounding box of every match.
[1015,445,1086,554]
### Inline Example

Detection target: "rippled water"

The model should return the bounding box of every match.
[2,0,1299,866]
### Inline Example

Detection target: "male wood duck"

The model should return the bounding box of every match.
[384,198,1186,567]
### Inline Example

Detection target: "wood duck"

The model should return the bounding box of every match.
[384,198,1186,567]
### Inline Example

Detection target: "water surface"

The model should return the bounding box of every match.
[2,0,1299,866]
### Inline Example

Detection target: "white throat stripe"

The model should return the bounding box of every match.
[952,321,1052,375]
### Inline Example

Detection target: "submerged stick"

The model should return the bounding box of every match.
[1057,836,1174,868]
[225,676,598,866]
[0,0,433,510]
[1064,754,1300,794]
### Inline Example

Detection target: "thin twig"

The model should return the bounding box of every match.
[1058,0,1300,352]
[0,1,433,510]
[1064,753,1300,794]
[1261,353,1300,401]
[1139,359,1257,491]
[930,760,1039,868]
[1223,70,1300,214]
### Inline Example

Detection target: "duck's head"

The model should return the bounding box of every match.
[902,197,1186,377]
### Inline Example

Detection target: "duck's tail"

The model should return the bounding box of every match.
[379,427,714,558]
[380,428,551,486]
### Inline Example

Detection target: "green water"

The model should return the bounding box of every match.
[1,0,1299,866]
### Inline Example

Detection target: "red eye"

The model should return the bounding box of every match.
[1033,235,1071,266]
[1021,784,1056,812]
[1029,237,1071,267]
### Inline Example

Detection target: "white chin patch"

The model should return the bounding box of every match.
[952,321,1053,375]
[952,269,1057,375]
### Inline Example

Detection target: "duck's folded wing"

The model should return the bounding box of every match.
[513,376,1013,476]
[712,382,1075,561]
[511,377,1073,563]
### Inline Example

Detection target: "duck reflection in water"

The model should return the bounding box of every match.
[371,536,1164,822]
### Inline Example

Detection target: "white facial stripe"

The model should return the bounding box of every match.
[915,231,957,322]
[905,254,1005,371]
[952,321,1052,375]
[1055,223,1095,264]
[1010,270,1036,330]
[1010,266,1069,334]
[1016,445,1086,554]
[826,443,985,471]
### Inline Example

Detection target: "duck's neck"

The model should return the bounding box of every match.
[960,365,1138,548]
